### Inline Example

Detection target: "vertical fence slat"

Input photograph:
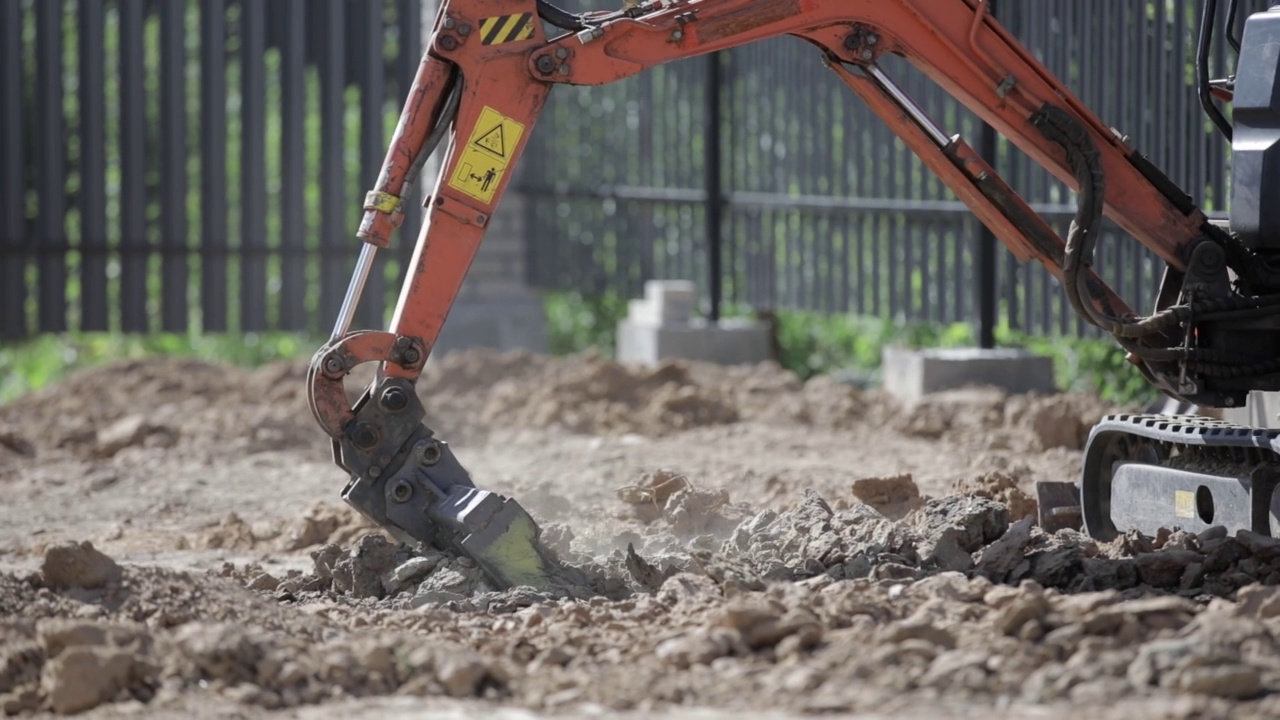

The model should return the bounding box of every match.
[319,0,347,327]
[200,0,228,331]
[119,0,147,332]
[240,0,267,332]
[279,0,307,330]
[160,0,188,332]
[396,0,422,283]
[79,0,108,331]
[357,4,386,328]
[35,0,66,332]
[0,0,27,340]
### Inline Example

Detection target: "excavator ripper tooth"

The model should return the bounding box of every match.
[335,377,583,594]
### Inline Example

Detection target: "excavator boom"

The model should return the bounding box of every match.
[307,0,1280,589]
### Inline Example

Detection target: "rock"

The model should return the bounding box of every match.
[625,543,674,591]
[1080,557,1139,591]
[952,472,1039,522]
[310,543,343,580]
[1197,526,1228,544]
[975,517,1034,580]
[436,656,488,697]
[1029,544,1087,589]
[0,429,35,457]
[198,513,257,550]
[0,686,39,714]
[850,474,921,517]
[170,624,262,684]
[921,527,975,572]
[663,486,740,536]
[1237,531,1280,561]
[910,495,1009,554]
[93,415,151,458]
[40,647,134,714]
[920,650,992,689]
[656,573,722,606]
[1127,637,1214,690]
[383,556,440,596]
[331,535,398,599]
[416,566,481,599]
[1179,563,1204,591]
[1172,664,1262,699]
[37,620,146,659]
[879,620,957,649]
[1202,538,1247,573]
[1135,550,1202,589]
[1236,585,1280,619]
[41,541,122,590]
[655,630,735,668]
[994,595,1048,636]
[907,573,990,603]
[247,573,279,592]
[617,469,690,508]
[716,603,820,650]
[410,590,469,608]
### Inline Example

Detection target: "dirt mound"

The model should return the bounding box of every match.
[0,358,323,461]
[474,356,739,436]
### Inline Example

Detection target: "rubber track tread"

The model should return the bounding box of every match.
[1091,413,1280,453]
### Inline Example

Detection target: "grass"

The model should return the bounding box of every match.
[0,332,324,405]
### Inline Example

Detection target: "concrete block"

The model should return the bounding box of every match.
[431,296,547,355]
[882,346,1056,401]
[616,317,773,366]
[642,279,698,324]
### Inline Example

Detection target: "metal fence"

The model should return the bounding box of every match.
[521,0,1262,339]
[1,0,427,339]
[0,0,1264,342]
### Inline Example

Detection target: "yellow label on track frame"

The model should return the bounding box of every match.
[478,13,535,45]
[1174,490,1196,519]
[447,106,525,205]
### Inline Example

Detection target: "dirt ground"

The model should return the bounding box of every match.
[2,349,1280,718]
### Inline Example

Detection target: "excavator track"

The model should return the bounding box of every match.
[1039,414,1280,541]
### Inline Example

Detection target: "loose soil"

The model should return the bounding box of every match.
[2,349,1277,718]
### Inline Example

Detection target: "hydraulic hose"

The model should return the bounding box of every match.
[1031,102,1280,379]
[537,0,586,31]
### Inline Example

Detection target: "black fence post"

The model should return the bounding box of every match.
[706,51,723,323]
[976,122,998,349]
[975,0,998,349]
[1,0,26,340]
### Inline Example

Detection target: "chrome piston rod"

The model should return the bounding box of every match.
[330,244,378,341]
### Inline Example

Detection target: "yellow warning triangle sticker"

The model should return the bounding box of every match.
[473,124,505,157]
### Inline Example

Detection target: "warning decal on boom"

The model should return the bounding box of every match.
[447,106,525,204]
[478,13,536,45]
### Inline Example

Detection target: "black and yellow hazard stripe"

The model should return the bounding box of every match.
[479,12,535,45]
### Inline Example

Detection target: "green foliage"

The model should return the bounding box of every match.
[538,291,1161,404]
[0,332,322,405]
[1000,328,1159,406]
[542,291,629,357]
[773,312,973,382]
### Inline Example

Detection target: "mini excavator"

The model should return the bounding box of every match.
[306,0,1280,591]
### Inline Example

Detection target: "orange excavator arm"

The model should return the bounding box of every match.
[306,0,1280,587]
